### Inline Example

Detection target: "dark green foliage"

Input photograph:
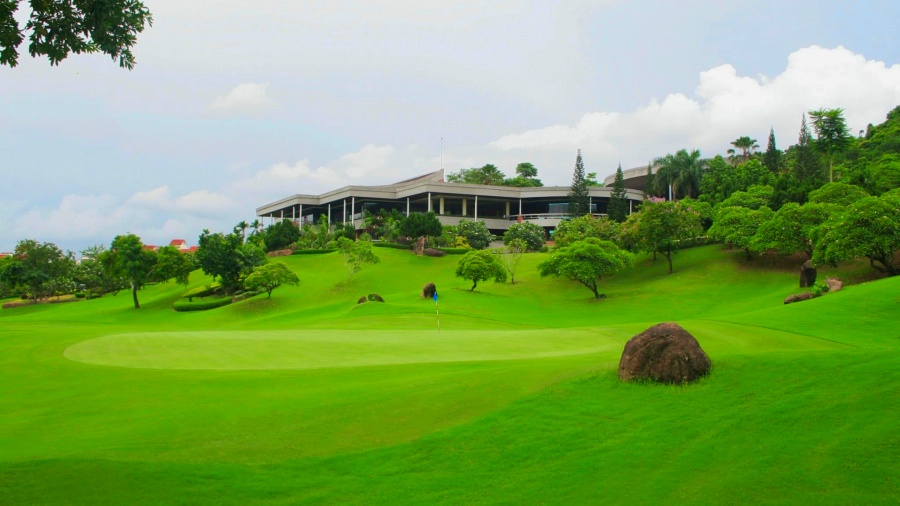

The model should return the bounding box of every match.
[292,248,339,254]
[336,237,380,278]
[371,243,412,250]
[608,164,629,222]
[102,235,182,309]
[728,136,759,164]
[454,249,507,291]
[644,162,657,198]
[446,164,507,185]
[434,247,469,255]
[753,203,835,260]
[538,238,634,299]
[244,262,300,298]
[553,215,619,248]
[790,112,825,187]
[400,212,442,240]
[763,128,781,173]
[568,149,591,216]
[0,0,153,69]
[367,294,385,302]
[807,182,869,206]
[503,222,545,252]
[654,149,702,200]
[813,194,900,275]
[504,162,543,187]
[455,220,493,250]
[839,105,900,195]
[0,239,74,302]
[196,229,254,294]
[718,185,774,210]
[264,219,301,251]
[699,157,773,207]
[173,296,233,312]
[708,206,773,260]
[809,108,852,182]
[634,200,703,274]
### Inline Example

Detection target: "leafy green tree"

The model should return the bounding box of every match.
[553,215,619,248]
[504,162,543,187]
[729,136,759,163]
[538,238,633,299]
[446,164,507,185]
[654,149,702,200]
[1,0,153,69]
[568,149,591,216]
[496,239,527,284]
[635,201,703,273]
[336,236,380,279]
[585,172,603,187]
[455,249,507,291]
[244,262,299,298]
[763,128,781,173]
[0,240,74,302]
[234,221,250,243]
[196,229,250,294]
[608,163,629,222]
[103,235,189,309]
[753,202,834,261]
[813,195,900,275]
[807,182,869,206]
[810,108,852,182]
[718,185,774,210]
[708,206,773,260]
[264,219,301,251]
[456,219,493,250]
[400,211,442,248]
[503,222,545,252]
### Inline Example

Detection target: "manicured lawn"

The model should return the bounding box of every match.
[0,245,897,504]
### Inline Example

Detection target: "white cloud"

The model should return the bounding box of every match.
[210,82,274,113]
[489,46,900,174]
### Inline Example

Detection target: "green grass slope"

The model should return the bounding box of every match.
[0,245,897,504]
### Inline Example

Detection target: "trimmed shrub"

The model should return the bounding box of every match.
[292,248,337,255]
[173,296,232,312]
[373,242,413,250]
[367,293,385,302]
[435,247,469,255]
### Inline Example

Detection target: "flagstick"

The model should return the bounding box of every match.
[436,300,440,333]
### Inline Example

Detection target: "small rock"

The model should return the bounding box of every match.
[357,296,367,304]
[825,277,843,293]
[784,292,816,304]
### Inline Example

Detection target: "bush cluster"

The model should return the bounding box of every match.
[372,242,413,250]
[173,296,233,312]
[292,249,338,255]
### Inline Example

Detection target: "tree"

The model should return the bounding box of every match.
[608,163,629,222]
[102,235,189,309]
[729,136,760,163]
[807,182,869,206]
[496,239,526,284]
[1,0,153,69]
[553,215,619,248]
[400,211,442,252]
[196,229,252,294]
[504,162,543,187]
[503,222,545,252]
[264,219,301,251]
[644,162,657,198]
[635,201,703,273]
[812,195,899,275]
[791,112,824,188]
[585,172,603,187]
[538,238,633,299]
[456,219,493,250]
[654,149,702,200]
[753,202,834,261]
[718,185,774,210]
[234,221,250,243]
[0,240,74,302]
[244,262,299,298]
[336,236,379,279]
[568,149,591,216]
[809,108,851,182]
[455,249,507,291]
[446,164,507,185]
[708,206,773,260]
[763,128,781,173]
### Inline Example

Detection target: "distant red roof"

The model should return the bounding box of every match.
[142,245,159,251]
[188,246,198,252]
[170,239,187,246]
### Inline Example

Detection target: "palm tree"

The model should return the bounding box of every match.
[653,149,702,200]
[234,220,249,243]
[730,136,759,163]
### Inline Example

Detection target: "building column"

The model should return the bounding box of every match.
[505,201,510,218]
[406,197,410,216]
[343,200,347,224]
[629,199,633,215]
[474,195,478,221]
[351,197,356,227]
[280,209,284,220]
[299,204,303,224]
[292,206,295,220]
[519,198,522,216]
[462,199,467,216]
[328,203,331,225]
[439,197,445,215]
[589,196,592,215]
[428,192,432,212]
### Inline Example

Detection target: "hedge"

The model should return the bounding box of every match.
[292,249,338,255]
[373,242,413,250]
[435,247,470,254]
[173,296,233,312]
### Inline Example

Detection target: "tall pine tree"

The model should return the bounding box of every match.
[763,127,781,173]
[794,113,823,185]
[608,163,629,222]
[568,149,591,216]
[644,162,656,198]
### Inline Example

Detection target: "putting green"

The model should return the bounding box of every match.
[64,329,624,370]
[63,321,846,370]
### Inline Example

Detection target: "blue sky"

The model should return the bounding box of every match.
[1,0,899,253]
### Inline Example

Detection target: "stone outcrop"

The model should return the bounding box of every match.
[618,322,712,385]
[784,292,816,304]
[421,283,436,299]
[825,277,843,293]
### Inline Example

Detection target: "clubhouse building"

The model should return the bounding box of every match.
[256,170,646,235]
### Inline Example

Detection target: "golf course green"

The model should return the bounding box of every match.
[1,245,897,504]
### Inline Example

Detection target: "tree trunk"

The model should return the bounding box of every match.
[131,284,140,309]
[471,279,477,291]
[665,246,673,274]
[745,248,752,260]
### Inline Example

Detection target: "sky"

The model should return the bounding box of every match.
[1,0,899,254]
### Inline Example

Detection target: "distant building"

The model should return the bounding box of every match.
[169,239,190,251]
[256,170,645,236]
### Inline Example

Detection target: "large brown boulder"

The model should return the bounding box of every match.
[618,322,712,385]
[421,283,436,298]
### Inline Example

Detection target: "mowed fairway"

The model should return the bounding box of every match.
[0,246,898,504]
